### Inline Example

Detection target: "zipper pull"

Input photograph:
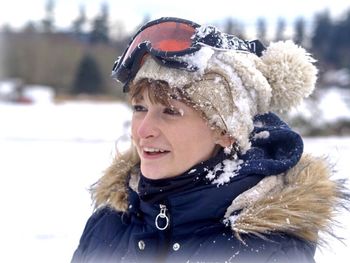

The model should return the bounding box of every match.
[155,204,170,231]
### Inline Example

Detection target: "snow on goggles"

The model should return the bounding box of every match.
[112,17,266,92]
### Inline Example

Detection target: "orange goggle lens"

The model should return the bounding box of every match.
[122,21,197,64]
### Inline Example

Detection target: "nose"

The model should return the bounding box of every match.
[135,111,160,139]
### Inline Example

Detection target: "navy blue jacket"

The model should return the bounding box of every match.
[72,113,317,263]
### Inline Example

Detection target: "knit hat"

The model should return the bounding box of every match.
[133,40,317,153]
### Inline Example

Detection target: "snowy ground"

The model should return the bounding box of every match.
[0,102,349,262]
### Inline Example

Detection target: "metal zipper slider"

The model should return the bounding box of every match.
[155,204,170,231]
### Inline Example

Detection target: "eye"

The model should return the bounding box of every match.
[132,104,147,112]
[163,107,182,116]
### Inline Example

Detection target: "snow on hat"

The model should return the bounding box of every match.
[133,40,317,153]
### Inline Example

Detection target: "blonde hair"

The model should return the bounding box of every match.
[129,78,197,110]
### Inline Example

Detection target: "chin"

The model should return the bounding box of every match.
[141,167,175,180]
[141,167,164,179]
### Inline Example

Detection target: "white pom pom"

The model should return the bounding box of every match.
[259,40,318,111]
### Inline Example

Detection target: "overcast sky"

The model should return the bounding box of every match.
[1,0,350,35]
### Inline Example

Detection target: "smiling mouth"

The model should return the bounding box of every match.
[142,147,170,157]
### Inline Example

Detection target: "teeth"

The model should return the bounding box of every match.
[144,147,166,153]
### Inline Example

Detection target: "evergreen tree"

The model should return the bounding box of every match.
[224,18,234,35]
[330,10,350,68]
[311,9,350,70]
[42,0,55,33]
[224,18,245,39]
[293,17,306,46]
[72,54,104,95]
[23,21,38,34]
[141,14,151,26]
[72,5,86,39]
[274,17,286,41]
[90,2,110,44]
[256,18,267,44]
[311,10,333,65]
[1,24,13,34]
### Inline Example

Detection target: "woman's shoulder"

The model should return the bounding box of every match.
[78,207,125,243]
[71,206,136,262]
[237,233,316,263]
[191,231,315,263]
[224,153,346,245]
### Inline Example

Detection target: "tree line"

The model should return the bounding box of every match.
[0,1,349,99]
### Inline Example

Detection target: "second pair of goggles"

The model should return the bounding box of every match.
[112,17,266,92]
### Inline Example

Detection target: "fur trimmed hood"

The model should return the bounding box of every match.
[92,153,349,245]
[224,154,348,245]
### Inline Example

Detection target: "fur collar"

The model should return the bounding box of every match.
[92,154,349,245]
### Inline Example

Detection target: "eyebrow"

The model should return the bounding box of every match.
[131,94,144,103]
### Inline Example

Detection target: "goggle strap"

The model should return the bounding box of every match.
[122,48,149,92]
[248,40,266,57]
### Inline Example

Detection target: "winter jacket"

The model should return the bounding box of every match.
[72,113,347,263]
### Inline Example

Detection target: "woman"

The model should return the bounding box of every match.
[72,17,349,263]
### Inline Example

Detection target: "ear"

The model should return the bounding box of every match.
[215,132,235,148]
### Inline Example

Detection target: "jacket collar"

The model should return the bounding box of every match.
[95,154,349,245]
[135,171,263,235]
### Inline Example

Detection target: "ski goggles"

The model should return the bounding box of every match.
[112,17,265,92]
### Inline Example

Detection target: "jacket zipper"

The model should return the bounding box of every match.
[155,204,170,231]
[155,203,172,263]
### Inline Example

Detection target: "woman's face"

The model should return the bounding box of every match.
[131,88,220,180]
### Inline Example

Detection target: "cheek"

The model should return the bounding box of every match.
[131,118,139,141]
[190,122,215,143]
[173,123,216,153]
